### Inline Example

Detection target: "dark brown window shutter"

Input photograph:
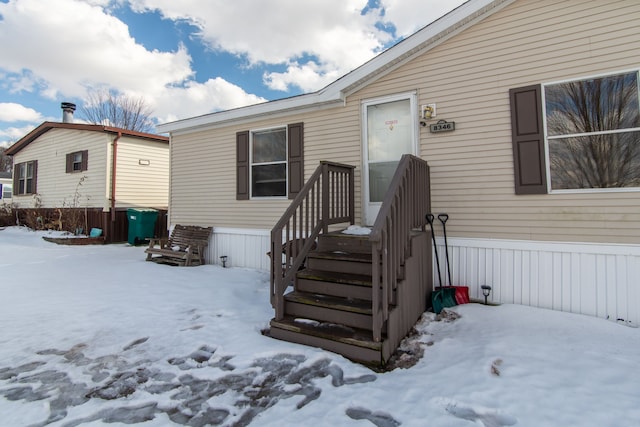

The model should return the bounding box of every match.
[32,160,38,194]
[236,131,250,200]
[81,150,89,171]
[509,85,548,194]
[66,153,72,173]
[13,164,19,194]
[287,122,304,199]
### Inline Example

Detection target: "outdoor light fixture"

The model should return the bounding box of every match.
[220,255,228,268]
[481,285,492,305]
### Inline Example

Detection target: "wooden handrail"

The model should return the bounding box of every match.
[369,154,430,341]
[270,161,355,319]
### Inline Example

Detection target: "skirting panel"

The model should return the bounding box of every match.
[434,238,640,327]
[205,227,271,271]
[203,228,639,327]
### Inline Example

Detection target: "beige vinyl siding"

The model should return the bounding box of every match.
[344,0,640,244]
[169,0,639,245]
[114,136,169,209]
[169,106,364,229]
[11,128,108,209]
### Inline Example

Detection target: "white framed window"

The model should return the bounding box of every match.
[544,70,640,191]
[66,150,88,173]
[250,126,287,198]
[1,183,11,199]
[16,160,36,195]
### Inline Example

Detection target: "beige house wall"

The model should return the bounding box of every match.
[11,128,109,209]
[347,0,640,245]
[166,0,640,325]
[114,136,169,209]
[169,107,364,228]
[170,0,640,245]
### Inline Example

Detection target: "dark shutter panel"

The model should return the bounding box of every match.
[236,131,250,200]
[81,150,89,171]
[66,153,72,173]
[13,164,19,194]
[32,160,38,194]
[287,122,304,199]
[509,85,548,194]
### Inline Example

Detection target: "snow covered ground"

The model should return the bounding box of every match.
[1,226,639,427]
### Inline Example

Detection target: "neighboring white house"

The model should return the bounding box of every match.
[157,0,640,326]
[0,171,12,204]
[5,104,170,242]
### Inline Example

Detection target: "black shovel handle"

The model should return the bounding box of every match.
[438,213,449,224]
[426,213,435,225]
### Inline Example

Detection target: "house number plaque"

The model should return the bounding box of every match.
[430,120,455,133]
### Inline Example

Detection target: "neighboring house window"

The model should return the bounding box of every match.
[1,183,11,199]
[236,123,304,200]
[544,71,640,191]
[13,160,38,195]
[509,70,640,194]
[66,150,88,173]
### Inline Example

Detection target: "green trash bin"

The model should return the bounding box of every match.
[127,208,158,245]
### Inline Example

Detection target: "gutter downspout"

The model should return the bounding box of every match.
[110,132,122,223]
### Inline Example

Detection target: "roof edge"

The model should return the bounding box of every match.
[5,122,168,156]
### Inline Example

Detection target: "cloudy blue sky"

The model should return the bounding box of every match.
[0,0,465,147]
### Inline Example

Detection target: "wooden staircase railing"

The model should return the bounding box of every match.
[369,154,430,341]
[270,161,355,319]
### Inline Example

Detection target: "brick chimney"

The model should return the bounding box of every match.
[61,102,76,123]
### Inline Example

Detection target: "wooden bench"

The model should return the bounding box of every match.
[145,225,212,266]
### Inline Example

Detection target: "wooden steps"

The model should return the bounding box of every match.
[268,229,430,368]
[269,231,392,366]
[269,316,391,367]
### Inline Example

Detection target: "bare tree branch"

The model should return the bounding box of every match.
[79,89,155,133]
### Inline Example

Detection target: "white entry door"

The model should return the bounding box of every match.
[362,93,419,225]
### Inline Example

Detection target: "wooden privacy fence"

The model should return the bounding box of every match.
[13,207,168,243]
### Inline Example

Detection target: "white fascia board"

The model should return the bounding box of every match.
[157,0,512,135]
[157,92,344,135]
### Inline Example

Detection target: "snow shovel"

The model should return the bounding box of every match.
[438,213,470,305]
[426,214,452,313]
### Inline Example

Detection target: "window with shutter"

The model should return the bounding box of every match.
[236,123,304,200]
[66,150,88,173]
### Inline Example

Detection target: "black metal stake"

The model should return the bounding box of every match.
[481,285,492,305]
[438,213,452,287]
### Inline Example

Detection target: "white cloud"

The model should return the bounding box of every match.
[0,0,469,129]
[380,0,468,37]
[127,0,388,92]
[0,103,43,122]
[152,78,267,124]
[0,124,37,148]
[0,0,193,98]
[126,0,467,94]
[0,0,267,123]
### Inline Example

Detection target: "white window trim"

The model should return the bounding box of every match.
[249,125,288,200]
[542,69,640,194]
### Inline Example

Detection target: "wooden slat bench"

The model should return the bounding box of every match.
[145,225,212,266]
